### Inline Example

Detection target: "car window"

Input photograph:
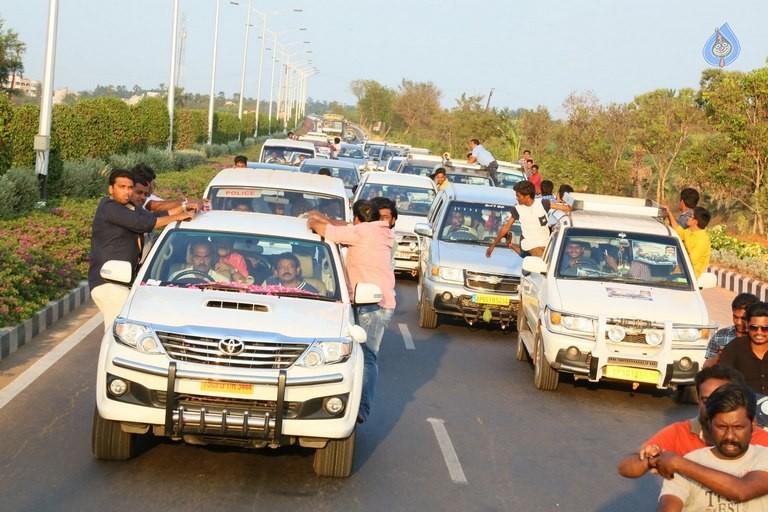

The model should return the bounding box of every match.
[554,228,693,289]
[358,183,435,217]
[260,146,314,166]
[438,201,522,245]
[447,174,492,186]
[496,172,525,189]
[142,229,339,299]
[207,187,345,220]
[400,165,433,176]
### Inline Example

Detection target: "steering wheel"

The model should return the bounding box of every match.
[561,259,601,276]
[171,269,215,283]
[448,228,478,241]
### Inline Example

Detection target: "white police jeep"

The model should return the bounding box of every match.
[92,211,381,477]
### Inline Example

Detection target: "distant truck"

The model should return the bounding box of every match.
[322,114,346,138]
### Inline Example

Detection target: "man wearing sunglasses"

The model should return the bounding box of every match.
[719,302,768,395]
[703,293,759,368]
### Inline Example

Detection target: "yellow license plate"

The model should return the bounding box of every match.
[472,294,510,306]
[604,366,658,384]
[395,251,412,259]
[200,381,254,395]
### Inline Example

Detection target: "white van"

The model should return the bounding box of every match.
[259,138,316,166]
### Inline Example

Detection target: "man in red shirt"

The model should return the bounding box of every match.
[617,365,768,478]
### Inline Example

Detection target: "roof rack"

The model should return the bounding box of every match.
[564,192,664,218]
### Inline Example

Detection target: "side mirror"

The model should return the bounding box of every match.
[522,256,547,275]
[414,222,433,237]
[353,282,382,306]
[100,260,133,284]
[697,272,717,290]
[348,324,367,344]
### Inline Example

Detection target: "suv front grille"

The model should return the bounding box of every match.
[156,331,309,369]
[465,270,520,293]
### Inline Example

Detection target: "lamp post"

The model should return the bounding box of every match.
[167,0,180,151]
[267,31,308,134]
[232,0,252,124]
[34,0,60,204]
[251,8,302,138]
[207,0,221,145]
[279,50,310,131]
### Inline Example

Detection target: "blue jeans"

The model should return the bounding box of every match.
[357,307,395,421]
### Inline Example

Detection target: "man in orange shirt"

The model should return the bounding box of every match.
[617,365,768,478]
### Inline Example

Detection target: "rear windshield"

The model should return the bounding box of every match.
[207,187,345,220]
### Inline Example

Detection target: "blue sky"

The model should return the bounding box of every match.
[3,0,767,118]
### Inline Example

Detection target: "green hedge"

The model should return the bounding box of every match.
[131,97,169,150]
[0,93,13,173]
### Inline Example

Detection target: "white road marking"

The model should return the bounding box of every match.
[0,313,102,410]
[398,323,415,350]
[427,417,468,484]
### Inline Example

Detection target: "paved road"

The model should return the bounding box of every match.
[0,281,736,511]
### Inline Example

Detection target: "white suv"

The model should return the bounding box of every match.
[517,193,717,400]
[92,211,381,477]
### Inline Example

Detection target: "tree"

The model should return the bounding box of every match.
[0,17,26,94]
[392,80,441,136]
[629,88,704,203]
[349,79,395,131]
[700,67,768,234]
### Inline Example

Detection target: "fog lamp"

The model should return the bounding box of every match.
[109,378,129,397]
[565,346,581,360]
[678,357,693,371]
[325,397,344,414]
[607,325,626,342]
[441,291,452,302]
[645,330,663,346]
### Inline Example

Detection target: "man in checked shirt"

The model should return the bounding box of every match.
[703,293,759,368]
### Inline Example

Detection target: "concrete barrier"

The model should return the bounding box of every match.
[0,281,90,361]
[708,265,768,302]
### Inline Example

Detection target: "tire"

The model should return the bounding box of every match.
[676,385,698,404]
[533,329,559,391]
[313,429,356,478]
[92,406,135,460]
[515,334,530,362]
[418,286,438,329]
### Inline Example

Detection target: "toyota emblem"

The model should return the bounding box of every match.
[218,337,245,355]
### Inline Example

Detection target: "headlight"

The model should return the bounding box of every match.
[113,320,164,354]
[548,310,595,334]
[437,266,463,282]
[674,328,703,342]
[296,340,352,367]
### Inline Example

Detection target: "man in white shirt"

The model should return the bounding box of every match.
[468,138,498,185]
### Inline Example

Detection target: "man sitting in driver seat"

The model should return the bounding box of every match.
[559,240,596,274]
[170,241,231,282]
[442,210,477,238]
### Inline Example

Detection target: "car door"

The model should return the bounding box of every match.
[521,228,559,341]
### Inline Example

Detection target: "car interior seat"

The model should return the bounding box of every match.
[295,253,327,295]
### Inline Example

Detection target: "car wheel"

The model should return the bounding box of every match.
[515,332,530,362]
[533,328,559,391]
[418,287,438,329]
[313,429,355,478]
[676,385,698,404]
[92,406,135,460]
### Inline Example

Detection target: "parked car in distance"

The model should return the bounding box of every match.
[92,211,382,477]
[397,153,444,177]
[415,183,522,329]
[337,143,368,171]
[352,172,437,276]
[259,138,316,166]
[204,167,351,222]
[517,192,718,400]
[298,158,361,199]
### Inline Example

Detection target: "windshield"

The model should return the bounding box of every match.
[554,228,693,289]
[206,187,346,220]
[438,201,522,244]
[359,183,435,217]
[496,171,525,189]
[299,163,359,188]
[400,164,433,176]
[447,173,493,186]
[142,229,339,299]
[367,146,383,158]
[339,146,364,159]
[260,146,315,166]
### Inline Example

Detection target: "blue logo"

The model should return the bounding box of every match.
[702,22,741,68]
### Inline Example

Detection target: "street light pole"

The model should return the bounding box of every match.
[34,0,60,205]
[207,0,221,145]
[267,30,307,134]
[167,0,180,151]
[235,0,252,124]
